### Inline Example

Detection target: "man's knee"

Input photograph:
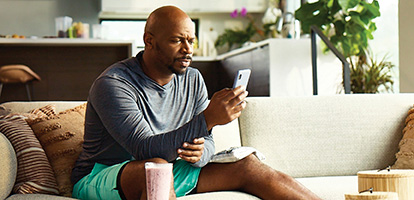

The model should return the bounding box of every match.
[237,153,261,167]
[124,158,169,177]
[146,157,169,164]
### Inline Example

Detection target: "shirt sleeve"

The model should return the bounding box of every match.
[190,72,215,167]
[89,76,211,162]
[190,132,215,168]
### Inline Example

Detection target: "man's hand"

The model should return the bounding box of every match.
[204,86,248,130]
[177,137,205,163]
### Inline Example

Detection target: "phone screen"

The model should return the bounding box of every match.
[232,69,251,89]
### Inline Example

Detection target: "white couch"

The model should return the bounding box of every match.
[2,94,414,200]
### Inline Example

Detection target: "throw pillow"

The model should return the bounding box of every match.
[0,115,59,195]
[6,104,56,123]
[393,105,414,168]
[29,104,57,118]
[0,105,10,115]
[28,103,86,197]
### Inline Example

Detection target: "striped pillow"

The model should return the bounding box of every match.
[0,115,59,195]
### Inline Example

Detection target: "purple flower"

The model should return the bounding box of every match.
[231,9,238,18]
[240,7,247,17]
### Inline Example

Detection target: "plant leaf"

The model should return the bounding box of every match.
[338,0,360,11]
[295,1,329,33]
[361,0,381,18]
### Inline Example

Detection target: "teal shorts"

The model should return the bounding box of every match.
[72,159,201,199]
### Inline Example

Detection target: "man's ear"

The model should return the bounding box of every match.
[143,33,154,49]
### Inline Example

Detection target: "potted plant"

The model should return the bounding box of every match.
[295,0,393,93]
[295,0,380,57]
[214,7,265,52]
[350,52,394,93]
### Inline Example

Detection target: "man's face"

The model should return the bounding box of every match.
[152,18,195,75]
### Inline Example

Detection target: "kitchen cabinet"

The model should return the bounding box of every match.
[192,38,345,97]
[0,39,132,102]
[101,0,267,14]
[220,45,270,96]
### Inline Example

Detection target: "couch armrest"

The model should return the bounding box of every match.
[0,133,17,199]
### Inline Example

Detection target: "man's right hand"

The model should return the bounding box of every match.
[203,86,248,130]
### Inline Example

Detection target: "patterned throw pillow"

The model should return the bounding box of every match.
[0,115,59,195]
[393,105,414,168]
[28,103,86,197]
[6,104,57,124]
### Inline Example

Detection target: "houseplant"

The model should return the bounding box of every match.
[295,0,394,93]
[350,52,394,93]
[295,0,380,58]
[214,7,265,51]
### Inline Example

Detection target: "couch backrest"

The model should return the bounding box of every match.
[0,101,242,154]
[239,94,414,178]
[1,101,86,113]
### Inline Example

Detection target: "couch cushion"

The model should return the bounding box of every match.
[239,94,414,178]
[211,119,241,153]
[6,194,78,200]
[178,191,260,200]
[0,115,59,195]
[0,133,17,199]
[296,176,358,200]
[28,103,86,197]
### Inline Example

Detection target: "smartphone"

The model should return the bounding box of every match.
[232,69,251,89]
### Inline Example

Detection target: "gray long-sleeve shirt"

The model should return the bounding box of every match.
[71,51,214,184]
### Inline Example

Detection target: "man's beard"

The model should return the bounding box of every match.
[168,56,192,75]
[155,43,192,75]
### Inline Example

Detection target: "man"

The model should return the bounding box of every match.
[71,5,320,200]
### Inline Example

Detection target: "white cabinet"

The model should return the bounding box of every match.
[217,39,345,96]
[101,0,267,14]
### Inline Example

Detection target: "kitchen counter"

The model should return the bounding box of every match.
[0,38,134,45]
[0,39,133,102]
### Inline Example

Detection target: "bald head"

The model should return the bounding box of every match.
[145,6,192,34]
[141,6,195,80]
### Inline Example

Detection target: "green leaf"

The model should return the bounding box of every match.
[295,1,329,33]
[360,13,371,25]
[338,0,359,11]
[348,12,367,27]
[334,20,345,36]
[361,0,381,18]
[365,29,374,40]
[330,0,342,14]
[327,0,334,8]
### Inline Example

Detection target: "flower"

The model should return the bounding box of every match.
[231,7,248,18]
[240,7,247,17]
[230,9,238,18]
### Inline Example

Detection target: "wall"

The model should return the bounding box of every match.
[399,0,414,93]
[0,0,263,56]
[371,0,399,93]
[0,0,100,37]
[0,0,403,93]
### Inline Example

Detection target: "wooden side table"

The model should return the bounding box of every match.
[358,169,414,200]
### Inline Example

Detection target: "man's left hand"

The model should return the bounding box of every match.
[177,137,205,163]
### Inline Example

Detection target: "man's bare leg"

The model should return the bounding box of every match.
[196,154,320,200]
[120,158,176,200]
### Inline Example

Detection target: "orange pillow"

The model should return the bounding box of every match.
[28,103,86,197]
[393,105,414,169]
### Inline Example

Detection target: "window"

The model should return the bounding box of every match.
[101,19,147,49]
[100,19,199,55]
